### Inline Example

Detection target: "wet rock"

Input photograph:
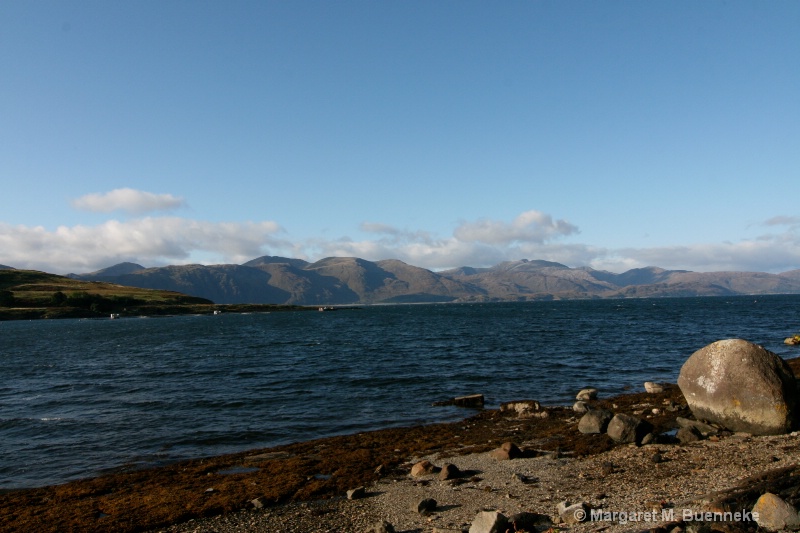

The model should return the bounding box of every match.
[752,492,800,531]
[576,388,598,401]
[454,394,485,408]
[347,486,366,500]
[413,497,437,515]
[678,339,799,435]
[578,409,613,434]
[439,463,460,480]
[489,441,522,460]
[469,510,509,533]
[607,413,652,444]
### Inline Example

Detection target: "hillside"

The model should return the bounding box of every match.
[0,269,213,320]
[55,256,800,305]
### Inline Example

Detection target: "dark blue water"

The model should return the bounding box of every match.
[1,296,798,489]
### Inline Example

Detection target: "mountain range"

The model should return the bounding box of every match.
[43,256,800,305]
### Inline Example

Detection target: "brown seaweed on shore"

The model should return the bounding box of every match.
[2,360,798,533]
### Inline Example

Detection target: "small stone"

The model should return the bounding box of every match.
[439,463,460,480]
[414,497,437,515]
[651,452,663,463]
[576,388,598,401]
[250,497,264,509]
[489,441,522,460]
[347,486,366,500]
[573,401,590,413]
[469,510,509,533]
[641,432,657,445]
[557,501,589,524]
[365,521,396,533]
[644,381,665,393]
[511,472,531,483]
[411,460,439,476]
[676,426,703,444]
[509,511,552,530]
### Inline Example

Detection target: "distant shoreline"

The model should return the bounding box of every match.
[0,303,325,321]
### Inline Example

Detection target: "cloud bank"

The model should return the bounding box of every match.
[2,191,799,275]
[72,188,186,214]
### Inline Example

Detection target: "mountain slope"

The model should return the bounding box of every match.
[68,257,800,305]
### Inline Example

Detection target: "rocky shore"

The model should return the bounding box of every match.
[3,348,800,533]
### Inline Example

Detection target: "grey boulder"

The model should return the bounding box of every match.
[678,339,799,435]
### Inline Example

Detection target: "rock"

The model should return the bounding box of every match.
[374,464,386,477]
[607,413,652,444]
[453,394,485,408]
[578,409,613,434]
[509,511,552,530]
[500,400,541,416]
[365,521,396,533]
[785,336,800,346]
[489,441,522,460]
[250,497,264,509]
[439,463,460,480]
[410,460,439,476]
[413,497,437,515]
[676,426,702,443]
[347,486,366,500]
[644,381,665,393]
[677,339,799,435]
[469,510,509,533]
[573,401,590,413]
[676,416,719,436]
[511,472,532,483]
[576,388,598,401]
[641,432,656,445]
[557,501,589,524]
[752,492,800,531]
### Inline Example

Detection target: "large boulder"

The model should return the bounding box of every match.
[678,339,799,435]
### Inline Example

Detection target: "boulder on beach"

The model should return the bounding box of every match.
[606,413,651,444]
[678,339,799,435]
[577,409,613,434]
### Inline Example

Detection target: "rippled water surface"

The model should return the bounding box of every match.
[2,296,798,489]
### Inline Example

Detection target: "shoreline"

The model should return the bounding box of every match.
[2,361,798,532]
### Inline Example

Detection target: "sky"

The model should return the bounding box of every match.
[1,1,799,275]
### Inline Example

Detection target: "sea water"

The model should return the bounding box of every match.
[1,295,798,489]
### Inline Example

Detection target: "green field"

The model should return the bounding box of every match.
[0,269,308,320]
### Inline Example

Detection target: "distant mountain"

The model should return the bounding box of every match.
[0,264,14,270]
[69,257,800,305]
[67,262,145,279]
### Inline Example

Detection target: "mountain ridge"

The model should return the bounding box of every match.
[49,256,800,305]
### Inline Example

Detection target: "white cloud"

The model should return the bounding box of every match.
[0,218,286,274]
[71,188,186,214]
[453,210,579,245]
[2,210,799,275]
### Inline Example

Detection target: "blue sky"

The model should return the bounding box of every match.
[1,1,799,274]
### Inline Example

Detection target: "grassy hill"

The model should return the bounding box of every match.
[0,269,307,320]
